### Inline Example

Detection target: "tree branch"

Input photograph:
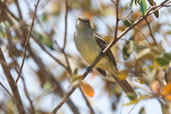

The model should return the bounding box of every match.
[144,16,158,46]
[114,0,119,42]
[61,0,72,73]
[0,48,25,114]
[15,0,40,84]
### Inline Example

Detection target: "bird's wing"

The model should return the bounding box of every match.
[94,33,118,70]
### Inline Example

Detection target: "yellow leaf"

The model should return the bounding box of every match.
[153,60,160,68]
[81,81,94,97]
[136,78,145,84]
[124,95,148,106]
[103,35,113,44]
[118,70,129,80]
[72,75,83,83]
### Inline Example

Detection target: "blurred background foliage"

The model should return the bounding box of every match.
[0,0,171,114]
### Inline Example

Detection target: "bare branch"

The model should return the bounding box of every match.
[0,82,13,98]
[114,0,119,42]
[31,35,69,69]
[144,16,158,46]
[21,77,35,114]
[14,0,23,19]
[62,0,69,50]
[15,0,40,84]
[61,0,72,73]
[0,48,25,114]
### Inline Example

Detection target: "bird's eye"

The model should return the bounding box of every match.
[78,17,89,23]
[83,19,89,23]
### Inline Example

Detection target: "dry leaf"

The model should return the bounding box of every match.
[81,81,94,97]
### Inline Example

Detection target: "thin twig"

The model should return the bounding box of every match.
[51,1,170,113]
[127,102,139,114]
[21,77,35,114]
[61,0,72,73]
[114,0,119,42]
[144,16,158,46]
[6,8,20,21]
[79,87,95,114]
[0,82,13,98]
[15,0,40,84]
[62,0,69,50]
[31,35,68,69]
[14,0,23,19]
[0,0,7,17]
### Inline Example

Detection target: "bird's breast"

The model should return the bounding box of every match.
[74,31,109,66]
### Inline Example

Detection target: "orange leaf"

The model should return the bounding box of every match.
[81,81,94,97]
[166,94,171,101]
[162,82,171,95]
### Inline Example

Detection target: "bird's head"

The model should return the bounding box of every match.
[76,16,91,30]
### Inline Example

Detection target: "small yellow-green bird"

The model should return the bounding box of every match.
[74,17,136,98]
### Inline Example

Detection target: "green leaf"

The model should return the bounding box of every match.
[123,20,133,27]
[140,0,147,16]
[127,92,137,100]
[154,10,159,18]
[73,68,78,75]
[41,37,53,50]
[42,14,47,22]
[130,0,134,8]
[122,37,133,60]
[135,0,140,5]
[43,81,52,91]
[155,57,169,66]
[164,53,171,61]
[139,107,145,114]
[147,0,159,18]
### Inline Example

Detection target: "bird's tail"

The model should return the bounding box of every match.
[111,74,137,99]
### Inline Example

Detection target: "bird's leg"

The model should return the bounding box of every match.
[87,66,93,72]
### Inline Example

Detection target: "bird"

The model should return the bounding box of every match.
[74,16,137,98]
